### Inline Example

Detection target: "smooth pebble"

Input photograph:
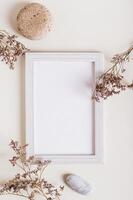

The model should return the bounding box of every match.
[65,174,92,195]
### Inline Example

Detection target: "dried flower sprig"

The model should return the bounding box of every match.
[93,45,133,102]
[0,140,64,200]
[0,30,29,69]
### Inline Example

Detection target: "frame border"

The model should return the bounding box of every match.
[25,52,104,163]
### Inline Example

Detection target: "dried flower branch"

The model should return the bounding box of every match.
[0,140,64,200]
[0,30,29,69]
[93,45,133,102]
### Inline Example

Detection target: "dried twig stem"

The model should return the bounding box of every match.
[0,140,64,200]
[0,30,29,69]
[93,45,133,101]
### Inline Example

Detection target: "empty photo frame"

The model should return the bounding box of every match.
[25,52,103,163]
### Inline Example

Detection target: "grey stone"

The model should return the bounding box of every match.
[65,174,92,195]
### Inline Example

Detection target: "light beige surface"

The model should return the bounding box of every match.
[0,0,133,200]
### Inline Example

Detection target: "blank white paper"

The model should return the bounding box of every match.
[33,60,94,155]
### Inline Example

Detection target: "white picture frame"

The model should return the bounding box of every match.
[25,52,104,163]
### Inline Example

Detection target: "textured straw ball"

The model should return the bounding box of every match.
[17,3,52,40]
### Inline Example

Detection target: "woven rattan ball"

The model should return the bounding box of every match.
[17,3,51,40]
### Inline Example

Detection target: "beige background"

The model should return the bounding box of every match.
[0,0,133,200]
